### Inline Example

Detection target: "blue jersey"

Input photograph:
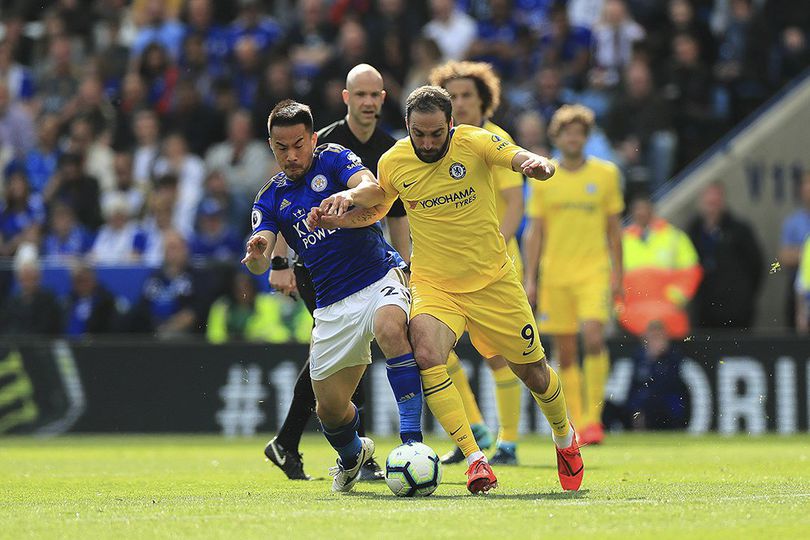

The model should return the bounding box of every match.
[251,143,399,309]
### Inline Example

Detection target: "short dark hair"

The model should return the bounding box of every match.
[405,86,452,123]
[267,99,314,134]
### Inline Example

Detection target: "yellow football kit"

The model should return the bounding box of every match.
[484,120,524,278]
[378,124,543,364]
[526,157,624,334]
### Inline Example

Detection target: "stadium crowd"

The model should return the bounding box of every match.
[0,0,808,341]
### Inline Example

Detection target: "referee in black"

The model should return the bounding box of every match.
[264,64,410,481]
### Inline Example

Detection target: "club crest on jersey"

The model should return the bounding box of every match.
[491,134,502,142]
[293,208,306,219]
[449,162,467,180]
[279,199,291,211]
[251,209,261,230]
[311,175,328,192]
[586,183,597,194]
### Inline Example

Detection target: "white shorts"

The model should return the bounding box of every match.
[309,268,411,381]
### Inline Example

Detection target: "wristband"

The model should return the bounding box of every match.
[271,256,290,271]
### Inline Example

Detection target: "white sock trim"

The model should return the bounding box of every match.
[466,450,486,466]
[552,425,574,449]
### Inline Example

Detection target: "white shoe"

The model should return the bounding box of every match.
[329,437,375,493]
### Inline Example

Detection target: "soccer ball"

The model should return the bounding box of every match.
[385,442,442,497]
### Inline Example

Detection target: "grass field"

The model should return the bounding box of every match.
[2,433,809,539]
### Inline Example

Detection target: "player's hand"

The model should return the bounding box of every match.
[269,268,297,296]
[320,190,353,216]
[241,234,269,265]
[521,155,555,181]
[306,207,342,230]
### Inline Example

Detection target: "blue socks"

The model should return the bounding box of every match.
[321,405,363,468]
[386,353,424,443]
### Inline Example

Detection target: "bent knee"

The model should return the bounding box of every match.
[513,360,551,394]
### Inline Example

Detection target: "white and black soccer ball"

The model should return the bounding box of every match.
[385,442,442,497]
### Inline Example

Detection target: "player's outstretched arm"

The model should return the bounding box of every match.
[306,203,389,230]
[511,150,555,181]
[241,230,276,275]
[320,170,389,216]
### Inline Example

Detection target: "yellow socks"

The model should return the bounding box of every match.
[531,365,571,438]
[559,364,583,429]
[445,350,485,426]
[583,350,609,427]
[492,365,522,443]
[421,365,479,457]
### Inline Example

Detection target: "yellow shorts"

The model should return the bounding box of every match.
[537,277,611,334]
[411,265,545,364]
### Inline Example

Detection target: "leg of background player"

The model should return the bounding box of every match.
[554,334,584,429]
[580,320,608,444]
[487,355,522,465]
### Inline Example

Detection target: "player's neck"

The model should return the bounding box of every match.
[346,114,375,144]
[560,154,586,171]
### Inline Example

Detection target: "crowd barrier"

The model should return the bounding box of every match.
[0,335,807,436]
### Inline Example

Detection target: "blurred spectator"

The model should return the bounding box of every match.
[167,81,221,157]
[230,35,263,109]
[654,0,717,66]
[205,109,274,198]
[228,0,285,55]
[591,0,646,88]
[93,13,131,96]
[35,35,79,116]
[43,152,103,231]
[285,0,337,94]
[132,109,161,187]
[130,0,186,61]
[625,320,688,430]
[252,56,300,139]
[423,0,477,61]
[401,37,443,112]
[183,0,231,73]
[0,170,45,256]
[569,0,607,30]
[1,12,35,66]
[0,84,36,162]
[466,0,530,81]
[207,270,313,344]
[66,116,115,193]
[796,237,810,333]
[41,202,95,261]
[0,39,35,102]
[23,114,61,194]
[779,173,810,329]
[189,198,243,262]
[662,33,715,169]
[199,169,245,236]
[535,2,593,89]
[153,133,205,236]
[604,61,675,189]
[63,261,119,337]
[365,0,423,86]
[90,195,141,264]
[529,65,568,124]
[714,0,769,123]
[687,182,764,329]
[768,25,810,88]
[60,76,116,142]
[102,151,146,220]
[129,230,199,337]
[514,109,550,156]
[179,33,218,100]
[620,192,702,339]
[0,257,63,336]
[112,73,149,151]
[137,43,180,116]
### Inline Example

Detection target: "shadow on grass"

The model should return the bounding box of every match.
[330,489,591,501]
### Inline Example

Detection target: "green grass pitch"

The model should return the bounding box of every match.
[2,433,809,539]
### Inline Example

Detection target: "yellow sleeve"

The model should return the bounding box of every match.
[469,126,522,170]
[674,229,699,269]
[604,162,624,215]
[376,153,400,207]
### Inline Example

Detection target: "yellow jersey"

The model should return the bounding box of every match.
[483,121,525,225]
[526,157,623,286]
[378,124,522,293]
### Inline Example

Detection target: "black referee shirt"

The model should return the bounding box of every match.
[317,117,406,217]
